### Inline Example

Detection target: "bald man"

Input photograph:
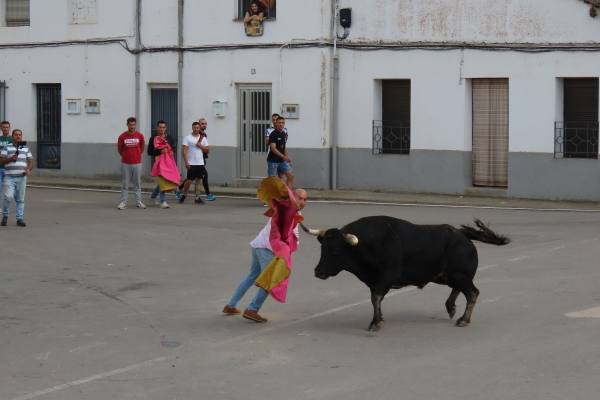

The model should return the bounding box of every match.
[223,188,308,323]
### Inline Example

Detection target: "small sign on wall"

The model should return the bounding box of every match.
[69,0,97,25]
[66,99,81,114]
[281,104,299,119]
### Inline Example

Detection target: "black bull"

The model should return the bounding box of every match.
[301,216,510,331]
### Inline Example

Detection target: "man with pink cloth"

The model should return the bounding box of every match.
[222,177,308,323]
[150,120,180,209]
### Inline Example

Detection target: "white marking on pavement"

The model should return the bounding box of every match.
[69,341,107,353]
[9,357,167,400]
[29,185,600,213]
[479,264,498,271]
[565,306,600,319]
[551,245,566,251]
[34,352,50,361]
[508,256,530,262]
[480,297,501,304]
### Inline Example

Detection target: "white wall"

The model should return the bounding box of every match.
[0,0,134,44]
[0,44,133,144]
[337,48,600,153]
[340,0,600,43]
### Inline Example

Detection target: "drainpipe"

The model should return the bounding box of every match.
[330,0,339,190]
[135,0,141,119]
[177,0,184,166]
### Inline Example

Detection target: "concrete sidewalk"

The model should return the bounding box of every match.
[27,175,600,210]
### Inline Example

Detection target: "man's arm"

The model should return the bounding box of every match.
[139,135,145,155]
[24,159,33,176]
[269,142,290,162]
[182,145,190,169]
[117,136,123,156]
[196,138,209,153]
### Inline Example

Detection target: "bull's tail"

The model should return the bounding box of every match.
[459,219,510,246]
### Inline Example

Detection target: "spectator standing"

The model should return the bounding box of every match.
[179,120,214,204]
[150,120,180,209]
[244,2,264,36]
[117,117,146,210]
[0,121,11,192]
[148,121,180,205]
[267,116,294,187]
[0,129,33,227]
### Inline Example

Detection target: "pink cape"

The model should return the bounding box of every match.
[150,136,180,185]
[267,185,300,303]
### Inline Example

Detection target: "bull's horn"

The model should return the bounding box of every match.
[299,223,324,237]
[343,233,359,246]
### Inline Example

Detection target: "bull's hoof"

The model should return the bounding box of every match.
[446,305,456,319]
[367,321,383,331]
[455,318,469,327]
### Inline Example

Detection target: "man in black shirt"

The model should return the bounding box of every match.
[267,116,294,187]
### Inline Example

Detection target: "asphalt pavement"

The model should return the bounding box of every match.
[1,186,599,400]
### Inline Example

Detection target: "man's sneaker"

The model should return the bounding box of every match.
[206,194,216,201]
[16,219,26,227]
[194,197,205,204]
[136,201,147,209]
[222,305,241,315]
[1,216,7,226]
[242,309,268,323]
[175,190,182,200]
[117,202,127,210]
[179,194,186,204]
[160,201,170,209]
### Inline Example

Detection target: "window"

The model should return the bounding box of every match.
[555,78,598,159]
[373,80,411,154]
[5,0,30,27]
[238,0,276,20]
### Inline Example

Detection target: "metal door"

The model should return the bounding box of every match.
[238,85,271,178]
[36,84,61,169]
[150,88,178,161]
[472,79,509,188]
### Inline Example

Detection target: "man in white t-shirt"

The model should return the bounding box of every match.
[179,119,215,204]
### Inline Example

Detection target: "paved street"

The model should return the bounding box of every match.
[1,187,599,400]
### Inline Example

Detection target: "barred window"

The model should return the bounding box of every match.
[238,0,276,20]
[373,80,411,155]
[5,0,30,27]
[555,78,599,159]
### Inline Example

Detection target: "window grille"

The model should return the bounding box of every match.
[5,0,30,27]
[554,121,598,159]
[372,121,410,155]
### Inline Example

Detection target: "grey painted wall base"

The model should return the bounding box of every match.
[29,142,600,201]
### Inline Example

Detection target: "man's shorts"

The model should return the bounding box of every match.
[186,165,207,180]
[267,161,292,176]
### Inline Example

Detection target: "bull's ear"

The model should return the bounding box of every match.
[343,233,359,246]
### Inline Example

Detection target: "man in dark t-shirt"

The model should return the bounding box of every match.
[267,116,294,187]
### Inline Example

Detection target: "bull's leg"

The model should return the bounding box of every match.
[368,288,388,331]
[445,288,460,319]
[456,282,480,327]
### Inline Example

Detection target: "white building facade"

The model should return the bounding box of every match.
[1,0,600,200]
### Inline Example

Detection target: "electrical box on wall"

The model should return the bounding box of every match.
[212,100,227,118]
[340,8,352,28]
[66,99,81,114]
[281,104,299,119]
[85,99,100,113]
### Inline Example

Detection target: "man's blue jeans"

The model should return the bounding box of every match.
[2,174,27,220]
[227,247,272,312]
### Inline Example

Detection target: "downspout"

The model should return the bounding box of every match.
[135,0,141,119]
[330,0,339,190]
[178,0,184,166]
